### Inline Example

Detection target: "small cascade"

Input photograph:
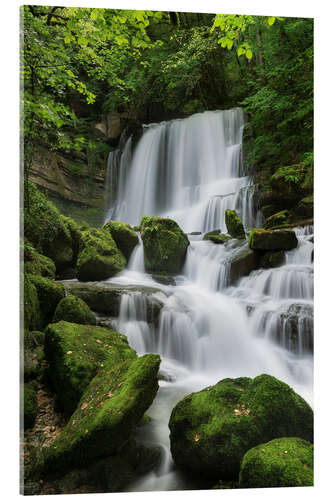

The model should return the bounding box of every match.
[127,234,145,272]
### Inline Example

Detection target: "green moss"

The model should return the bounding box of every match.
[203,229,221,239]
[225,210,245,239]
[60,215,83,264]
[103,220,139,260]
[264,210,290,230]
[140,216,189,274]
[53,296,96,325]
[44,321,136,415]
[24,182,74,271]
[24,383,38,429]
[24,275,42,331]
[24,240,56,279]
[239,437,313,488]
[271,163,308,194]
[204,234,232,244]
[169,374,313,480]
[76,228,126,281]
[29,275,65,327]
[248,228,298,251]
[42,353,160,475]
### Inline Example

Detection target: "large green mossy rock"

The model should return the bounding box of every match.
[29,275,65,327]
[169,374,313,480]
[225,210,245,239]
[24,182,75,271]
[260,250,285,269]
[53,296,96,326]
[140,216,189,274]
[76,228,126,282]
[24,383,38,430]
[44,321,137,415]
[42,350,160,475]
[24,275,42,331]
[239,437,313,488]
[24,241,56,279]
[103,220,139,261]
[228,247,259,285]
[248,229,298,251]
[264,210,290,230]
[204,234,232,244]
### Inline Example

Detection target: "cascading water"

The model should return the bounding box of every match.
[104,108,261,232]
[101,109,313,492]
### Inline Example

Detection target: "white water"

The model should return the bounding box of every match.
[101,109,313,492]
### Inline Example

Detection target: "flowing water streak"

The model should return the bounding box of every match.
[104,109,260,232]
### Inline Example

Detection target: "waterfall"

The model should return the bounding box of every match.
[101,109,313,492]
[104,108,260,232]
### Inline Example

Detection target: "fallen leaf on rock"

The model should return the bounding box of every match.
[81,403,88,411]
[66,351,72,355]
[194,434,200,442]
[96,340,102,344]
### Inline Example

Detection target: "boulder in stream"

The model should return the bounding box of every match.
[228,246,259,285]
[248,228,298,251]
[140,216,189,274]
[76,228,126,281]
[53,296,96,326]
[169,374,313,480]
[225,209,246,239]
[239,437,313,488]
[103,220,139,260]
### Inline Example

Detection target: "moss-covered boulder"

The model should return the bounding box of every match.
[260,250,285,269]
[24,275,42,331]
[169,374,313,480]
[76,228,126,282]
[53,296,96,326]
[239,437,313,488]
[248,229,298,251]
[140,216,189,274]
[204,234,232,244]
[225,210,245,239]
[24,182,74,271]
[44,321,137,415]
[103,220,139,261]
[264,210,290,230]
[24,241,56,279]
[295,195,314,218]
[24,383,38,430]
[203,229,221,239]
[42,350,160,475]
[229,247,259,285]
[60,215,83,265]
[29,275,65,327]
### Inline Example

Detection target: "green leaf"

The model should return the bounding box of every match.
[245,49,253,60]
[268,17,276,26]
[227,39,233,50]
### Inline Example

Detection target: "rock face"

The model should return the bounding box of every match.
[225,210,245,239]
[43,321,160,475]
[140,216,189,274]
[239,437,313,488]
[248,228,298,251]
[76,228,126,281]
[103,220,139,261]
[62,281,164,322]
[53,296,96,326]
[228,247,259,285]
[169,374,313,480]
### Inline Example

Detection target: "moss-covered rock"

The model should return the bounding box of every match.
[60,215,83,265]
[24,383,38,429]
[225,210,245,239]
[260,250,285,269]
[44,321,137,415]
[264,210,290,230]
[24,241,56,279]
[204,234,232,244]
[295,195,314,218]
[248,229,298,251]
[239,437,313,488]
[169,374,313,480]
[203,229,221,239]
[24,275,42,331]
[42,351,160,475]
[103,220,139,261]
[76,228,126,282]
[24,182,74,271]
[29,275,65,327]
[228,247,259,285]
[270,163,310,201]
[140,216,189,274]
[53,296,96,325]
